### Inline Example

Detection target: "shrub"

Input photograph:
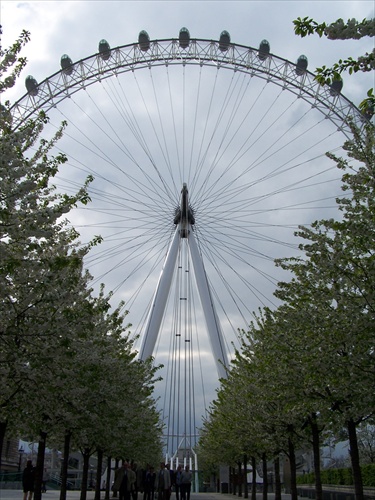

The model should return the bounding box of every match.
[297,464,375,487]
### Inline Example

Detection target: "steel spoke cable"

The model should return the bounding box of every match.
[192,228,275,345]
[125,251,172,343]
[192,70,256,202]
[196,70,253,193]
[193,69,247,196]
[165,265,181,456]
[196,141,340,215]
[198,232,279,313]
[187,66,203,188]
[148,69,178,193]
[200,80,284,201]
[197,121,333,209]
[86,82,176,206]
[88,223,173,288]
[48,110,174,211]
[189,68,221,198]
[90,232,166,286]
[102,77,150,153]
[198,220,292,257]
[196,116,339,208]
[182,65,186,183]
[84,226,167,268]
[203,94,308,200]
[196,223,282,286]
[57,169,173,220]
[215,83,285,172]
[190,287,209,424]
[198,166,342,221]
[165,65,183,186]
[68,80,174,209]
[198,222,298,259]
[104,72,173,193]
[197,225,281,287]
[201,221,299,257]
[130,70,179,202]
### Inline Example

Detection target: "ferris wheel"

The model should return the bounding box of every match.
[11,28,368,465]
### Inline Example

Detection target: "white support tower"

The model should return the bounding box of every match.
[139,184,229,380]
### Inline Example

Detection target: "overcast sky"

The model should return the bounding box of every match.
[2,0,374,457]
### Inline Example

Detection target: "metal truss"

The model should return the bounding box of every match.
[11,38,367,136]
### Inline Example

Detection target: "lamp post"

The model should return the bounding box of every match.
[18,446,25,472]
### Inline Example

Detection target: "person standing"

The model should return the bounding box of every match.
[42,468,49,493]
[174,465,182,500]
[22,460,35,500]
[155,463,171,500]
[180,466,192,500]
[165,464,174,500]
[113,461,136,500]
[143,466,156,500]
[131,462,143,500]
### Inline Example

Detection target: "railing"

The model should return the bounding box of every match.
[0,470,22,490]
[0,470,73,490]
[297,485,375,500]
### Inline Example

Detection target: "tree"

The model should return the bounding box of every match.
[0,32,100,467]
[199,118,374,500]
[357,424,375,464]
[1,33,164,494]
[293,16,375,114]
[274,120,375,500]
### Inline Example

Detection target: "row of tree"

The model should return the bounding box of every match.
[198,16,374,500]
[1,31,163,500]
[198,118,374,500]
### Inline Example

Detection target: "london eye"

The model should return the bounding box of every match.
[11,28,368,466]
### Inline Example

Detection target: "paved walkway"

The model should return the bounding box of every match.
[0,492,294,500]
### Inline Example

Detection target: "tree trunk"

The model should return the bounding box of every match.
[238,461,242,497]
[262,454,267,500]
[231,466,235,495]
[80,448,91,500]
[105,456,112,500]
[0,420,8,471]
[95,448,103,500]
[310,415,323,500]
[60,431,71,500]
[348,418,364,500]
[251,457,256,500]
[243,454,248,499]
[34,430,47,500]
[274,456,281,500]
[112,458,119,498]
[288,437,298,500]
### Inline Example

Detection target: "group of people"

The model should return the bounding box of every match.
[154,462,192,500]
[113,462,193,500]
[22,457,192,500]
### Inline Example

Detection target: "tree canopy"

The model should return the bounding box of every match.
[1,31,163,497]
[293,16,375,114]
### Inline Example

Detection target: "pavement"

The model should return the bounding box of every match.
[0,492,294,500]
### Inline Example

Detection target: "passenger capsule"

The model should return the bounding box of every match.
[295,55,308,75]
[362,104,374,120]
[138,30,150,51]
[98,39,111,60]
[258,39,270,60]
[61,54,74,75]
[219,31,230,52]
[330,78,343,96]
[25,75,38,96]
[179,27,190,49]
